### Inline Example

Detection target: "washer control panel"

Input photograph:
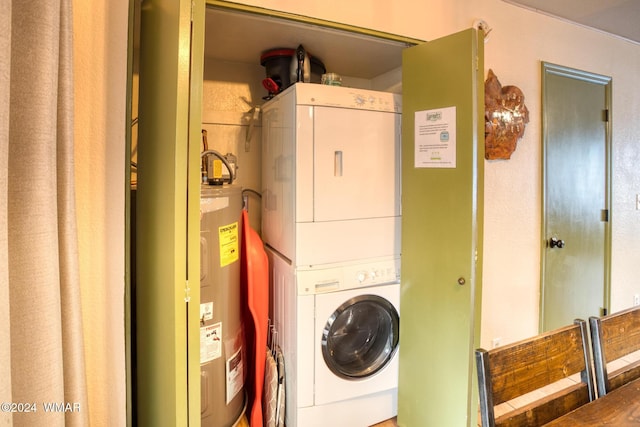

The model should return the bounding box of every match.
[297,257,400,295]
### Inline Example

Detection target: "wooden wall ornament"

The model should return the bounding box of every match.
[484,69,529,160]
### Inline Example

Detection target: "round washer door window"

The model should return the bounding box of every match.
[321,294,399,379]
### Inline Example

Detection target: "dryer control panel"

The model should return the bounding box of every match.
[296,257,400,295]
[274,82,402,113]
[303,85,401,112]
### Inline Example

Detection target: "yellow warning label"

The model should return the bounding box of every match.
[218,221,239,267]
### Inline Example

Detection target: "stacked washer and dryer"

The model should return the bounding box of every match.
[261,83,402,427]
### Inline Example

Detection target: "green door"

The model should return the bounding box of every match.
[399,28,484,427]
[136,0,205,425]
[541,63,611,331]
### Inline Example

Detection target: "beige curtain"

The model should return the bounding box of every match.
[0,0,89,426]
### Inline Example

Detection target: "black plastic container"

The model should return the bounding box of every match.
[260,48,325,94]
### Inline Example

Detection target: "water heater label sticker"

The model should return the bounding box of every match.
[200,302,213,322]
[218,221,239,267]
[200,322,222,363]
[414,106,457,168]
[226,348,244,404]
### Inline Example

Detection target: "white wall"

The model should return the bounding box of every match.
[201,58,265,233]
[232,0,640,348]
[477,0,640,348]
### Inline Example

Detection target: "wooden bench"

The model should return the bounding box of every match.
[590,306,640,396]
[475,319,595,426]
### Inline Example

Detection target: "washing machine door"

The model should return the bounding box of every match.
[321,294,399,379]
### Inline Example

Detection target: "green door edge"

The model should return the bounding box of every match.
[189,1,206,425]
[125,0,135,424]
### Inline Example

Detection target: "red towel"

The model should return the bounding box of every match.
[241,209,269,427]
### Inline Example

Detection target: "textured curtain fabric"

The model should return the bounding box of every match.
[1,0,13,421]
[0,0,89,425]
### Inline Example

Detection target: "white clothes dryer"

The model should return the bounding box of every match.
[261,83,401,267]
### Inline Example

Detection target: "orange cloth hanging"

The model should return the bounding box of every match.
[241,209,269,427]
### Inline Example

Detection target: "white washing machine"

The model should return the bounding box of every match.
[262,83,402,426]
[313,284,399,406]
[267,252,401,427]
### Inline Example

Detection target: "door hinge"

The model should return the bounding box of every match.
[601,209,609,222]
[603,109,609,122]
[184,280,191,302]
[601,307,608,316]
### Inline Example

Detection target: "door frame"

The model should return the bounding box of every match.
[132,1,424,425]
[204,0,424,45]
[540,61,612,330]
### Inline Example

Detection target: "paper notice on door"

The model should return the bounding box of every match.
[414,106,456,168]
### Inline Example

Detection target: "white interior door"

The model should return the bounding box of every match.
[313,107,400,222]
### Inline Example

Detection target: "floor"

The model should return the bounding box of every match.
[237,415,397,426]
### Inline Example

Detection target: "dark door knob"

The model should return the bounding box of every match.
[549,237,565,249]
